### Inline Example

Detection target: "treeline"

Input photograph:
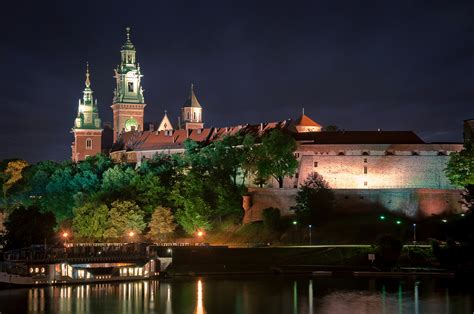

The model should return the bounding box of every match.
[0,129,298,246]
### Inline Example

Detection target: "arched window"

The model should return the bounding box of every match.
[187,112,190,120]
[193,112,196,120]
[86,138,93,150]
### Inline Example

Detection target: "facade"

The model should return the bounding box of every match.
[70,28,466,218]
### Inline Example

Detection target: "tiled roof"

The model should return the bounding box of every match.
[294,114,321,127]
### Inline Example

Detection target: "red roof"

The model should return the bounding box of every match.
[294,114,321,127]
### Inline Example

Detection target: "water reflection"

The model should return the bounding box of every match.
[0,277,472,313]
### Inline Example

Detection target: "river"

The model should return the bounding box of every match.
[0,276,472,313]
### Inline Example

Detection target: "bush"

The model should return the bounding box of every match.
[375,234,403,268]
[262,208,281,231]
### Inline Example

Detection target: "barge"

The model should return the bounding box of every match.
[0,243,174,286]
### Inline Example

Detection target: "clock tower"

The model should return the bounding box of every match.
[111,27,146,142]
[71,63,103,162]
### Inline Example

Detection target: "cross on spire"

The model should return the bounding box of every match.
[85,62,90,88]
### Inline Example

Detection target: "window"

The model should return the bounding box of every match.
[364,181,368,186]
[295,173,299,178]
[412,151,419,156]
[364,158,367,163]
[338,152,345,156]
[314,161,318,167]
[128,82,134,92]
[364,166,367,174]
[187,112,190,120]
[294,153,300,158]
[362,151,369,156]
[385,151,394,156]
[193,112,196,120]
[86,138,92,150]
[437,151,446,156]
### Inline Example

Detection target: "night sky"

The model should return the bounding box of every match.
[1,1,474,162]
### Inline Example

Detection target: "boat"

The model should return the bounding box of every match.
[0,243,173,286]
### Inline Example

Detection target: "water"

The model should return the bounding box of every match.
[0,276,472,314]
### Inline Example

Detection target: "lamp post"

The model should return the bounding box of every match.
[292,220,298,244]
[128,231,135,243]
[308,225,312,245]
[62,232,69,256]
[412,223,417,245]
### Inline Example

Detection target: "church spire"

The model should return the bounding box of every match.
[85,62,91,88]
[74,63,101,130]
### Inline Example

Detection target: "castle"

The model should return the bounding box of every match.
[71,28,472,220]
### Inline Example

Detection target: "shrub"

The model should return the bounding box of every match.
[262,207,281,231]
[375,234,403,267]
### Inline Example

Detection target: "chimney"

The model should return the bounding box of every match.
[149,123,154,132]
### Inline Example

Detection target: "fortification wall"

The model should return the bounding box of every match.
[242,187,463,223]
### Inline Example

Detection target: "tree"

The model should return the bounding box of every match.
[147,206,176,242]
[445,145,474,211]
[262,207,281,231]
[256,129,298,188]
[103,200,146,239]
[3,205,56,250]
[2,160,29,196]
[175,197,212,235]
[375,234,403,268]
[72,202,109,242]
[294,172,335,224]
[322,125,341,132]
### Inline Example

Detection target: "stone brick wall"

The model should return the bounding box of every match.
[264,143,463,190]
[243,187,463,223]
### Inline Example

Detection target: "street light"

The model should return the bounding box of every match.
[379,215,385,220]
[396,220,402,225]
[308,225,312,245]
[62,232,69,246]
[412,223,417,244]
[128,231,135,243]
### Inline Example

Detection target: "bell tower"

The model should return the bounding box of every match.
[181,84,204,130]
[71,63,103,162]
[111,27,146,142]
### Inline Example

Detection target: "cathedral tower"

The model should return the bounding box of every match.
[111,27,146,142]
[71,63,103,162]
[181,84,204,130]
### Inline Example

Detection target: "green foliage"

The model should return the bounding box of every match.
[175,197,212,234]
[255,129,297,188]
[294,172,335,224]
[72,202,109,242]
[147,206,176,242]
[375,234,403,267]
[445,145,474,187]
[262,207,281,231]
[4,205,56,249]
[103,200,146,239]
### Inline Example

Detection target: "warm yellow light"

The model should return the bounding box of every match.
[62,232,69,238]
[197,231,204,237]
[129,231,135,237]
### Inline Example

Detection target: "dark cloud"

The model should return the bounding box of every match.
[0,0,473,162]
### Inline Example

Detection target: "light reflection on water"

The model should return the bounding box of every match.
[0,277,473,313]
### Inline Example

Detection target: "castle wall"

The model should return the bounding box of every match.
[243,187,463,223]
[264,143,463,190]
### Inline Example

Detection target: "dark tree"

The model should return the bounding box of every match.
[294,172,335,224]
[3,206,56,250]
[256,129,298,188]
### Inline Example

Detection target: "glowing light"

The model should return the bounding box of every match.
[196,280,204,314]
[62,232,69,238]
[442,219,447,223]
[128,231,135,237]
[197,231,204,237]
[396,220,401,225]
[379,215,385,220]
[293,220,298,225]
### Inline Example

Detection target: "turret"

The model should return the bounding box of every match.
[181,84,204,130]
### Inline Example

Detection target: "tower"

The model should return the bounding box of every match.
[111,27,146,142]
[181,84,204,130]
[71,63,103,162]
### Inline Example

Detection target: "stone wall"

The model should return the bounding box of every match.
[243,187,463,223]
[264,143,463,189]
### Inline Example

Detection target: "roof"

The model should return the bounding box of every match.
[293,131,425,144]
[183,84,202,108]
[294,114,321,127]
